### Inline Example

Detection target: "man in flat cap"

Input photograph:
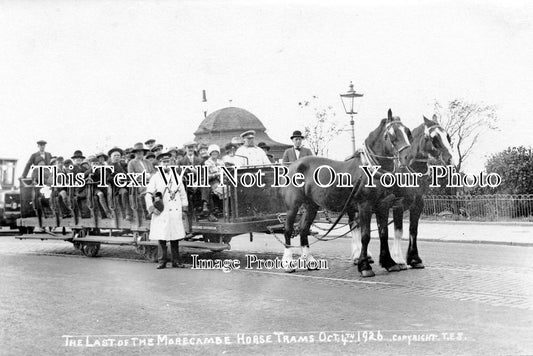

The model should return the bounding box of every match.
[22,140,52,178]
[151,144,163,158]
[282,130,314,163]
[145,139,156,151]
[235,130,271,167]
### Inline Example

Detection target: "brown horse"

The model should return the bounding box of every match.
[388,115,455,269]
[281,109,412,276]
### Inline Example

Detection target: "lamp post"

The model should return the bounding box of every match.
[340,82,364,155]
[202,89,208,118]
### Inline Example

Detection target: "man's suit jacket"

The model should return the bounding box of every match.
[127,158,155,175]
[282,147,314,163]
[22,151,52,178]
[179,155,204,166]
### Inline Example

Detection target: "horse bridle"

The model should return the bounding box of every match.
[404,124,451,176]
[363,120,411,172]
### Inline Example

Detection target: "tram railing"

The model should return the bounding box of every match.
[421,194,533,221]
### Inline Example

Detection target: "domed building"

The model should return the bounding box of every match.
[194,107,291,160]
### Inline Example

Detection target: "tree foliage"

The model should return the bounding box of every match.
[298,96,344,157]
[433,99,498,171]
[480,146,533,195]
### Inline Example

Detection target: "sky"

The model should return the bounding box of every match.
[1,0,532,178]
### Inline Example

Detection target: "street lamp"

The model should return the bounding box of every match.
[340,82,364,155]
[202,89,208,118]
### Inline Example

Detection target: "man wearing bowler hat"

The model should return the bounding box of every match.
[282,130,314,163]
[235,130,271,167]
[22,140,53,178]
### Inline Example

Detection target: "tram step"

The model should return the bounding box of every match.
[17,233,72,241]
[136,240,230,251]
[72,236,135,246]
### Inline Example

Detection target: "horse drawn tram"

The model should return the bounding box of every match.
[0,158,20,229]
[16,165,293,261]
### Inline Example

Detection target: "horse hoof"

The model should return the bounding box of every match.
[398,263,408,270]
[387,264,401,272]
[354,258,373,265]
[361,270,375,278]
[410,262,425,269]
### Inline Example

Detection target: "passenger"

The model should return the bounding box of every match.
[123,148,133,164]
[198,144,209,164]
[222,142,239,166]
[127,143,155,177]
[127,142,155,218]
[108,147,133,221]
[54,156,73,218]
[235,130,271,167]
[145,152,188,269]
[70,150,86,174]
[151,144,163,157]
[179,141,204,230]
[282,130,314,163]
[31,158,52,217]
[179,142,203,166]
[145,139,156,151]
[63,159,73,171]
[96,152,108,166]
[22,140,53,178]
[258,142,270,154]
[231,136,244,149]
[167,147,179,165]
[146,152,157,167]
[176,149,185,163]
[204,144,225,222]
[91,152,112,218]
[258,142,275,163]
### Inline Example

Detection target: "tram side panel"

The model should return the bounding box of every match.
[233,166,287,220]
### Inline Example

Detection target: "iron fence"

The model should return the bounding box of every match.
[422,194,533,221]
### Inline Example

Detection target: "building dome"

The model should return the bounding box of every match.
[193,106,291,161]
[194,107,266,135]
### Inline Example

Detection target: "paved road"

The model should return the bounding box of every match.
[0,233,532,355]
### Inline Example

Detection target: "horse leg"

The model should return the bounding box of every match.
[391,206,408,270]
[407,196,425,269]
[299,203,319,270]
[348,208,374,265]
[376,207,400,272]
[357,203,375,277]
[283,205,299,273]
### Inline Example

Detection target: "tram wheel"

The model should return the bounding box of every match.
[82,243,100,257]
[222,235,233,244]
[146,246,158,262]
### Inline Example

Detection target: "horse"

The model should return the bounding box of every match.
[388,115,454,269]
[349,115,455,272]
[281,109,412,277]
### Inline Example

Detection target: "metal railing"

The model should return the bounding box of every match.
[422,194,533,221]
